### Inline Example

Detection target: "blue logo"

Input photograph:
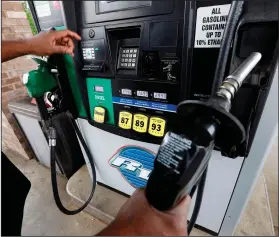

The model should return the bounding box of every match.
[109,146,156,188]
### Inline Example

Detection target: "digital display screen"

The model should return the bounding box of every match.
[94,86,104,92]
[84,48,94,59]
[136,90,148,98]
[81,39,105,62]
[121,89,132,96]
[153,92,167,100]
[97,1,152,13]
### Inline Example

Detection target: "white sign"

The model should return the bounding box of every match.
[94,86,104,92]
[35,2,51,18]
[136,90,148,98]
[154,92,167,100]
[121,89,132,96]
[194,4,231,48]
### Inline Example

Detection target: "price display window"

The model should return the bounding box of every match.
[136,90,149,98]
[121,88,132,96]
[153,92,167,100]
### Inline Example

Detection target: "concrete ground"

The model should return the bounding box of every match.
[3,137,278,236]
[263,136,278,235]
[3,148,106,236]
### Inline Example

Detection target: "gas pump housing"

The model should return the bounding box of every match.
[28,0,278,235]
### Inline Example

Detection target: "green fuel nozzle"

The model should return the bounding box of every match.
[23,58,57,98]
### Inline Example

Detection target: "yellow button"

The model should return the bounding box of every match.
[118,111,133,129]
[93,107,106,123]
[133,114,148,133]
[148,117,166,137]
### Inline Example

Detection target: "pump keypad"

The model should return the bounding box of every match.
[118,48,138,69]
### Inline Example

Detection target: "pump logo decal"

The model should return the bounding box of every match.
[109,146,155,188]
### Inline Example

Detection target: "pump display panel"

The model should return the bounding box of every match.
[96,1,152,13]
[69,0,278,158]
[82,1,174,24]
[60,0,278,234]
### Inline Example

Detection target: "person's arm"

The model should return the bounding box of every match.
[2,40,32,62]
[97,189,191,236]
[2,30,81,63]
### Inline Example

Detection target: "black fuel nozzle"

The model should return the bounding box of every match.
[145,52,262,211]
[145,116,218,211]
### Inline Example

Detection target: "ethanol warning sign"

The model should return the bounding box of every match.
[194,4,231,48]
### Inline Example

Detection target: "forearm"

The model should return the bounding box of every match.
[2,40,33,63]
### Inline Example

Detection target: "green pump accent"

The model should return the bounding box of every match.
[86,78,115,125]
[54,26,87,118]
[23,58,57,98]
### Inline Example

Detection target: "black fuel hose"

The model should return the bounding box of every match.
[187,167,208,234]
[189,185,197,198]
[211,1,244,95]
[49,117,97,215]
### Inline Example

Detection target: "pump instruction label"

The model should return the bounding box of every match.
[194,4,231,48]
[157,132,193,174]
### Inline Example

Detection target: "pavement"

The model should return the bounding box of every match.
[263,136,278,235]
[3,148,106,236]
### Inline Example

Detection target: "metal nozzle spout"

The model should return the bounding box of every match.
[227,52,262,87]
[217,52,262,101]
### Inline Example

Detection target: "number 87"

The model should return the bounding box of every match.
[121,117,129,124]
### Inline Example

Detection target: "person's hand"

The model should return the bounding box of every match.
[97,188,191,236]
[26,30,81,57]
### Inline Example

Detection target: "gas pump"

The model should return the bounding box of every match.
[26,0,278,235]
